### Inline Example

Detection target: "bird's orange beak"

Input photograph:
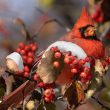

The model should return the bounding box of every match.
[84,26,96,37]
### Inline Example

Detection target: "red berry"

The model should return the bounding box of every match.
[22,55,28,63]
[64,57,71,64]
[65,51,72,56]
[71,68,78,74]
[19,42,25,49]
[28,52,34,58]
[25,45,30,52]
[90,58,95,66]
[50,47,58,52]
[23,55,28,60]
[91,13,97,19]
[86,74,93,80]
[72,59,79,65]
[44,83,55,89]
[44,89,54,98]
[79,59,85,65]
[20,50,26,55]
[98,15,104,23]
[29,43,34,48]
[31,45,37,51]
[80,72,87,78]
[51,47,55,51]
[24,72,29,77]
[54,52,61,59]
[37,82,45,87]
[53,61,60,68]
[69,55,75,61]
[27,57,34,64]
[108,57,110,63]
[24,66,30,72]
[102,61,107,68]
[33,74,39,81]
[44,97,50,103]
[80,78,88,83]
[84,67,90,73]
[17,70,22,75]
[85,57,90,62]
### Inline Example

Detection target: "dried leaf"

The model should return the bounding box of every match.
[37,50,64,84]
[64,81,85,108]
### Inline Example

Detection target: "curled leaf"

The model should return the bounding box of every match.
[64,81,85,108]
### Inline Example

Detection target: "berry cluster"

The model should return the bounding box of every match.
[103,56,110,68]
[43,88,55,103]
[51,46,93,83]
[16,42,38,78]
[91,7,104,23]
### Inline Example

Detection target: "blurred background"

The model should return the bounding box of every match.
[0,0,110,64]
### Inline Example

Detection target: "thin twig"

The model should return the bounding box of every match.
[36,7,70,32]
[32,19,70,39]
[14,18,31,41]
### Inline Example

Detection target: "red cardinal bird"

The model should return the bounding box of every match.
[56,7,105,85]
[62,7,105,59]
[37,7,105,85]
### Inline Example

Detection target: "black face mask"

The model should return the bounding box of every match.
[79,25,99,41]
